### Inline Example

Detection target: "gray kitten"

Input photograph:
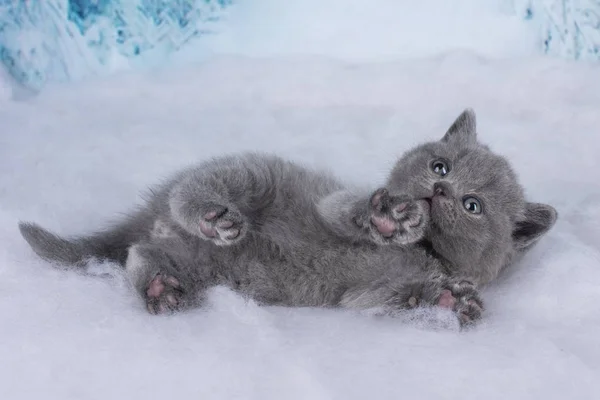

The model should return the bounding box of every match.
[18,109,557,327]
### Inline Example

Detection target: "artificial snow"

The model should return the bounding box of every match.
[1,1,600,400]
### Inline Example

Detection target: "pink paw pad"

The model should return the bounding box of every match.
[371,215,397,237]
[200,210,241,242]
[147,276,165,298]
[199,220,217,238]
[371,190,386,207]
[146,275,180,298]
[146,274,182,315]
[203,211,218,220]
[437,289,456,309]
[394,202,408,213]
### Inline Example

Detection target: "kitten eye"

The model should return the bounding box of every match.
[431,159,450,176]
[463,197,482,214]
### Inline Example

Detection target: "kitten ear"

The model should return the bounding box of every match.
[512,202,558,251]
[441,108,477,146]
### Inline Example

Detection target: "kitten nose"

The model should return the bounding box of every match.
[433,182,451,197]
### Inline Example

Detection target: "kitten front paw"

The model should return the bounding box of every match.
[198,204,247,246]
[356,188,429,245]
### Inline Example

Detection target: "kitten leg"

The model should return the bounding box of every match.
[341,276,484,327]
[318,188,430,245]
[125,241,207,314]
[385,277,484,327]
[168,155,281,246]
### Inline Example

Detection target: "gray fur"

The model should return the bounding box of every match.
[18,109,556,326]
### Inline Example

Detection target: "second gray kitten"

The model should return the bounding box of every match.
[18,109,557,327]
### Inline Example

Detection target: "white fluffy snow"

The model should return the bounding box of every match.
[1,2,600,400]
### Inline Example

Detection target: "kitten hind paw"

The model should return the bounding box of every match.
[198,204,247,246]
[435,280,484,327]
[145,273,186,315]
[396,278,484,328]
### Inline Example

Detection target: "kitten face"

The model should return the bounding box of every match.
[386,109,557,284]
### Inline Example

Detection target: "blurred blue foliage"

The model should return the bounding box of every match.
[516,0,599,60]
[0,1,597,92]
[0,0,232,90]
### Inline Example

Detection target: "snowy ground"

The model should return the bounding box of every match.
[2,2,600,400]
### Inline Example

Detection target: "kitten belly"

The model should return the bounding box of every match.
[212,233,354,308]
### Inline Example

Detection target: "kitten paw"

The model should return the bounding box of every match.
[435,280,484,327]
[145,273,186,315]
[198,204,247,246]
[358,188,429,245]
[398,278,483,327]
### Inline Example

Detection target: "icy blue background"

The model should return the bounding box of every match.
[518,0,600,60]
[0,0,232,90]
[0,1,598,91]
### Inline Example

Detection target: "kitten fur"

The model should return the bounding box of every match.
[18,109,557,326]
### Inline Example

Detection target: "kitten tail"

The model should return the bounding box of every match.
[18,222,130,266]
